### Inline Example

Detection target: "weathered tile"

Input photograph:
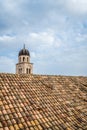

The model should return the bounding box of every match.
[0,74,86,130]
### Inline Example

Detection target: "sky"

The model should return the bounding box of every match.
[0,0,87,76]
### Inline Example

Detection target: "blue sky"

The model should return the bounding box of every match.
[0,0,87,76]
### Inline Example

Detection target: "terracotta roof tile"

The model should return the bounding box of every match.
[0,73,87,130]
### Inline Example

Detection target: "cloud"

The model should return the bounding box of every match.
[75,33,87,42]
[0,35,15,42]
[26,30,63,51]
[0,0,87,76]
[28,31,54,49]
[50,0,87,16]
[65,0,87,15]
[29,32,54,44]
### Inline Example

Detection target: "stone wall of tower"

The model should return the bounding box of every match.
[16,62,33,74]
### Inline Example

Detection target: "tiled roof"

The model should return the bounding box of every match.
[0,73,87,130]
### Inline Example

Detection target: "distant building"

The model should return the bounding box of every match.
[16,45,33,74]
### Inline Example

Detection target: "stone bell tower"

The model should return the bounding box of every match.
[16,45,33,74]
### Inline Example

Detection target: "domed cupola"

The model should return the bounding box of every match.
[19,44,30,56]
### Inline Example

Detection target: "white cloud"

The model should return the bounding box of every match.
[29,31,54,44]
[26,30,62,50]
[1,0,25,13]
[65,0,87,15]
[3,0,17,10]
[0,35,15,42]
[75,33,87,42]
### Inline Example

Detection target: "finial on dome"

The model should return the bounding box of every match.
[23,44,25,49]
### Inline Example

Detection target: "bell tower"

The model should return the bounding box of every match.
[16,45,33,74]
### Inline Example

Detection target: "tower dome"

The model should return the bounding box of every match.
[18,44,30,56]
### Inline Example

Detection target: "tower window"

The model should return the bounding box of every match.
[19,68,22,74]
[21,68,22,73]
[29,69,31,74]
[19,57,21,62]
[27,57,28,62]
[19,69,20,73]
[26,68,28,74]
[23,57,25,62]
